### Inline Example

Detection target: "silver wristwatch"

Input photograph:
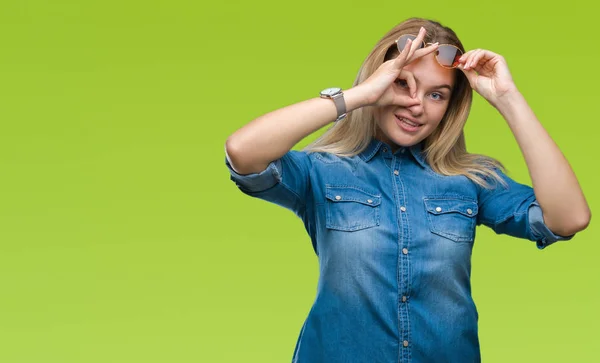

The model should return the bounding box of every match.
[320,87,347,122]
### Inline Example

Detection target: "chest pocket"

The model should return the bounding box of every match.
[424,197,478,243]
[325,186,381,232]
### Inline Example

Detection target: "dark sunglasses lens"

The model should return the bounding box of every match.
[397,35,422,51]
[436,45,463,68]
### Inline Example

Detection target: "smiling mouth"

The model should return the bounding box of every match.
[395,115,423,128]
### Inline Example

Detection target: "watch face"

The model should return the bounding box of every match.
[322,87,341,96]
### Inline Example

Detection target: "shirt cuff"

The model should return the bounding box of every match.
[225,156,283,193]
[528,201,575,250]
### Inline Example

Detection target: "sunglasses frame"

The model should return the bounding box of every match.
[394,34,463,69]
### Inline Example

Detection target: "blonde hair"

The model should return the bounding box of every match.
[303,17,507,189]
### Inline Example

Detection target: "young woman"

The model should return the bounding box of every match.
[224,17,591,363]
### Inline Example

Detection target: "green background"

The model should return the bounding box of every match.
[0,0,597,362]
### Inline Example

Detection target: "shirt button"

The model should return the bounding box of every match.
[367,199,373,204]
[435,207,442,212]
[467,208,473,215]
[403,340,409,347]
[402,248,408,255]
[394,170,399,175]
[402,296,407,302]
[383,147,388,153]
[400,206,406,212]
[335,195,341,200]
[400,148,406,153]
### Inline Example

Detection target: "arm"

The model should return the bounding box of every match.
[494,91,590,236]
[225,87,368,175]
[458,50,591,237]
[225,26,439,175]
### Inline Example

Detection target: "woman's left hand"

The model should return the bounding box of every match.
[457,49,519,107]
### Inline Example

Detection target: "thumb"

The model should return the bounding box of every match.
[457,64,478,88]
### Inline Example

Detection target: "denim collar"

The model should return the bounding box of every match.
[359,138,428,169]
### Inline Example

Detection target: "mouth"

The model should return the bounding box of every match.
[395,114,423,130]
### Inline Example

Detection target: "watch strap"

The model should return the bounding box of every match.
[331,92,347,121]
[320,88,347,122]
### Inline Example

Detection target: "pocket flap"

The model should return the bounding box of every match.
[325,186,381,207]
[424,197,478,217]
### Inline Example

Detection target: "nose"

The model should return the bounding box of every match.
[404,94,424,117]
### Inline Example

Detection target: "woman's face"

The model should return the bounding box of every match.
[375,52,457,151]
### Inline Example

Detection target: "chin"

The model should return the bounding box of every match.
[387,127,426,148]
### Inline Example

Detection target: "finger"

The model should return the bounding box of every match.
[469,49,495,70]
[457,63,478,87]
[411,42,440,61]
[459,49,477,60]
[470,49,501,73]
[400,69,417,98]
[468,49,486,69]
[392,41,412,71]
[464,49,483,70]
[469,51,490,72]
[459,49,478,68]
[406,27,427,59]
[413,26,427,48]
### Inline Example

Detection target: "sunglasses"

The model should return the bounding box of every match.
[395,34,463,69]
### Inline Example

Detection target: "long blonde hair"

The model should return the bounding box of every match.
[303,18,507,189]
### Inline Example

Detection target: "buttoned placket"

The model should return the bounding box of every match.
[390,148,411,362]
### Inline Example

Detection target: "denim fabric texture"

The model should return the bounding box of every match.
[225,138,574,363]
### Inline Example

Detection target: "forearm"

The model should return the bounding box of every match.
[225,86,369,175]
[495,91,591,236]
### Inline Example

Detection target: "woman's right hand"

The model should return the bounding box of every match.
[356,27,440,107]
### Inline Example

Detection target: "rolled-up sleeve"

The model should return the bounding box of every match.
[224,150,312,216]
[476,168,575,249]
[528,201,575,249]
[226,157,283,193]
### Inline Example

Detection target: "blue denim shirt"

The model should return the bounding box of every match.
[225,138,573,363]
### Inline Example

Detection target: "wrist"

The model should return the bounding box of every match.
[494,88,524,115]
[344,85,372,111]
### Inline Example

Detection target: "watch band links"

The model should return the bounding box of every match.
[331,93,347,122]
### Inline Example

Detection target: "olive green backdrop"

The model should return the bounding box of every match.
[0,0,597,362]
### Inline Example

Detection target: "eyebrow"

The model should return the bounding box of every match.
[412,75,453,92]
[433,84,452,92]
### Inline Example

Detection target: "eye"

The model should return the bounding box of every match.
[395,79,409,88]
[430,92,445,101]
